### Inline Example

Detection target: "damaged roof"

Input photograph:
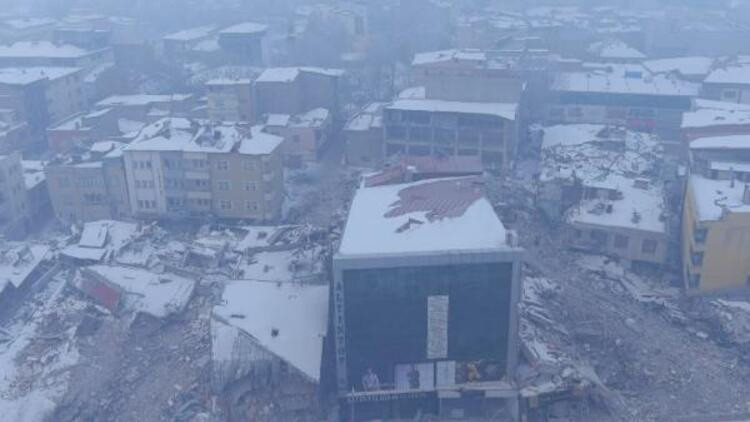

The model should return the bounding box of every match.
[338,177,509,256]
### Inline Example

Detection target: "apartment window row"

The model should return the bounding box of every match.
[216,160,229,171]
[216,200,260,212]
[217,180,231,191]
[137,199,157,210]
[576,229,658,255]
[133,161,152,169]
[191,159,208,169]
[134,180,155,189]
[82,193,104,204]
[165,178,185,189]
[79,177,104,188]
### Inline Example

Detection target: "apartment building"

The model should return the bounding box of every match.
[382,99,518,171]
[0,41,113,70]
[0,67,86,145]
[344,102,385,168]
[263,108,331,166]
[122,118,283,222]
[539,124,669,268]
[547,68,698,145]
[205,78,253,123]
[683,135,750,292]
[217,22,268,66]
[0,152,30,239]
[333,175,523,421]
[254,67,344,117]
[45,141,131,223]
[411,49,525,103]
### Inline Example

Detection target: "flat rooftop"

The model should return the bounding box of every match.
[338,177,509,257]
[552,71,700,97]
[388,99,517,121]
[690,175,750,222]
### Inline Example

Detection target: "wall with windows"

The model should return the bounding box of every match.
[341,262,514,393]
[568,222,668,266]
[682,181,750,291]
[383,108,516,170]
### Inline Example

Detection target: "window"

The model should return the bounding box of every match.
[722,89,739,101]
[219,200,232,210]
[163,159,171,169]
[192,159,207,169]
[386,125,407,139]
[642,239,658,254]
[694,227,708,244]
[245,181,257,192]
[614,234,629,249]
[409,126,431,141]
[549,107,564,118]
[246,201,259,212]
[691,251,704,266]
[243,160,255,171]
[403,111,430,124]
[590,229,608,244]
[216,160,229,171]
[217,180,230,191]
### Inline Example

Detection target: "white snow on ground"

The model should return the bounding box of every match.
[213,281,328,381]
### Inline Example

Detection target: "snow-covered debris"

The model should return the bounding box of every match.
[212,281,329,382]
[72,265,196,318]
[0,244,51,296]
[61,220,143,263]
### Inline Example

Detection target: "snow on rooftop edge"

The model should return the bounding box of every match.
[338,178,509,257]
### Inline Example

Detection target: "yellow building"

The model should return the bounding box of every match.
[682,174,750,291]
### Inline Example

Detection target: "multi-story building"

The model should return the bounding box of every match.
[0,67,86,145]
[382,98,518,171]
[95,94,194,122]
[538,124,670,269]
[163,25,217,63]
[702,60,750,105]
[47,108,120,153]
[217,22,268,66]
[122,118,284,222]
[0,41,113,70]
[681,100,750,142]
[45,142,131,223]
[263,108,331,166]
[0,152,29,239]
[683,135,750,291]
[254,67,344,118]
[205,78,253,123]
[344,102,385,168]
[411,49,525,103]
[547,68,699,146]
[333,175,523,421]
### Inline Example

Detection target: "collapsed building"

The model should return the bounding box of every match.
[332,175,524,421]
[537,124,669,269]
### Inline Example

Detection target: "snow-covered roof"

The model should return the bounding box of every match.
[552,72,700,97]
[567,174,666,234]
[588,39,645,60]
[3,17,56,30]
[412,49,487,66]
[220,22,268,35]
[0,67,80,85]
[163,25,216,41]
[255,67,344,83]
[213,281,329,381]
[238,126,283,155]
[205,77,251,86]
[265,114,290,127]
[97,94,192,108]
[0,244,50,294]
[689,175,750,221]
[339,177,509,257]
[388,99,517,121]
[690,134,750,150]
[682,100,750,129]
[61,220,141,262]
[705,63,750,85]
[288,108,329,128]
[643,57,714,77]
[345,102,385,132]
[22,160,45,190]
[0,41,98,59]
[81,265,195,318]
